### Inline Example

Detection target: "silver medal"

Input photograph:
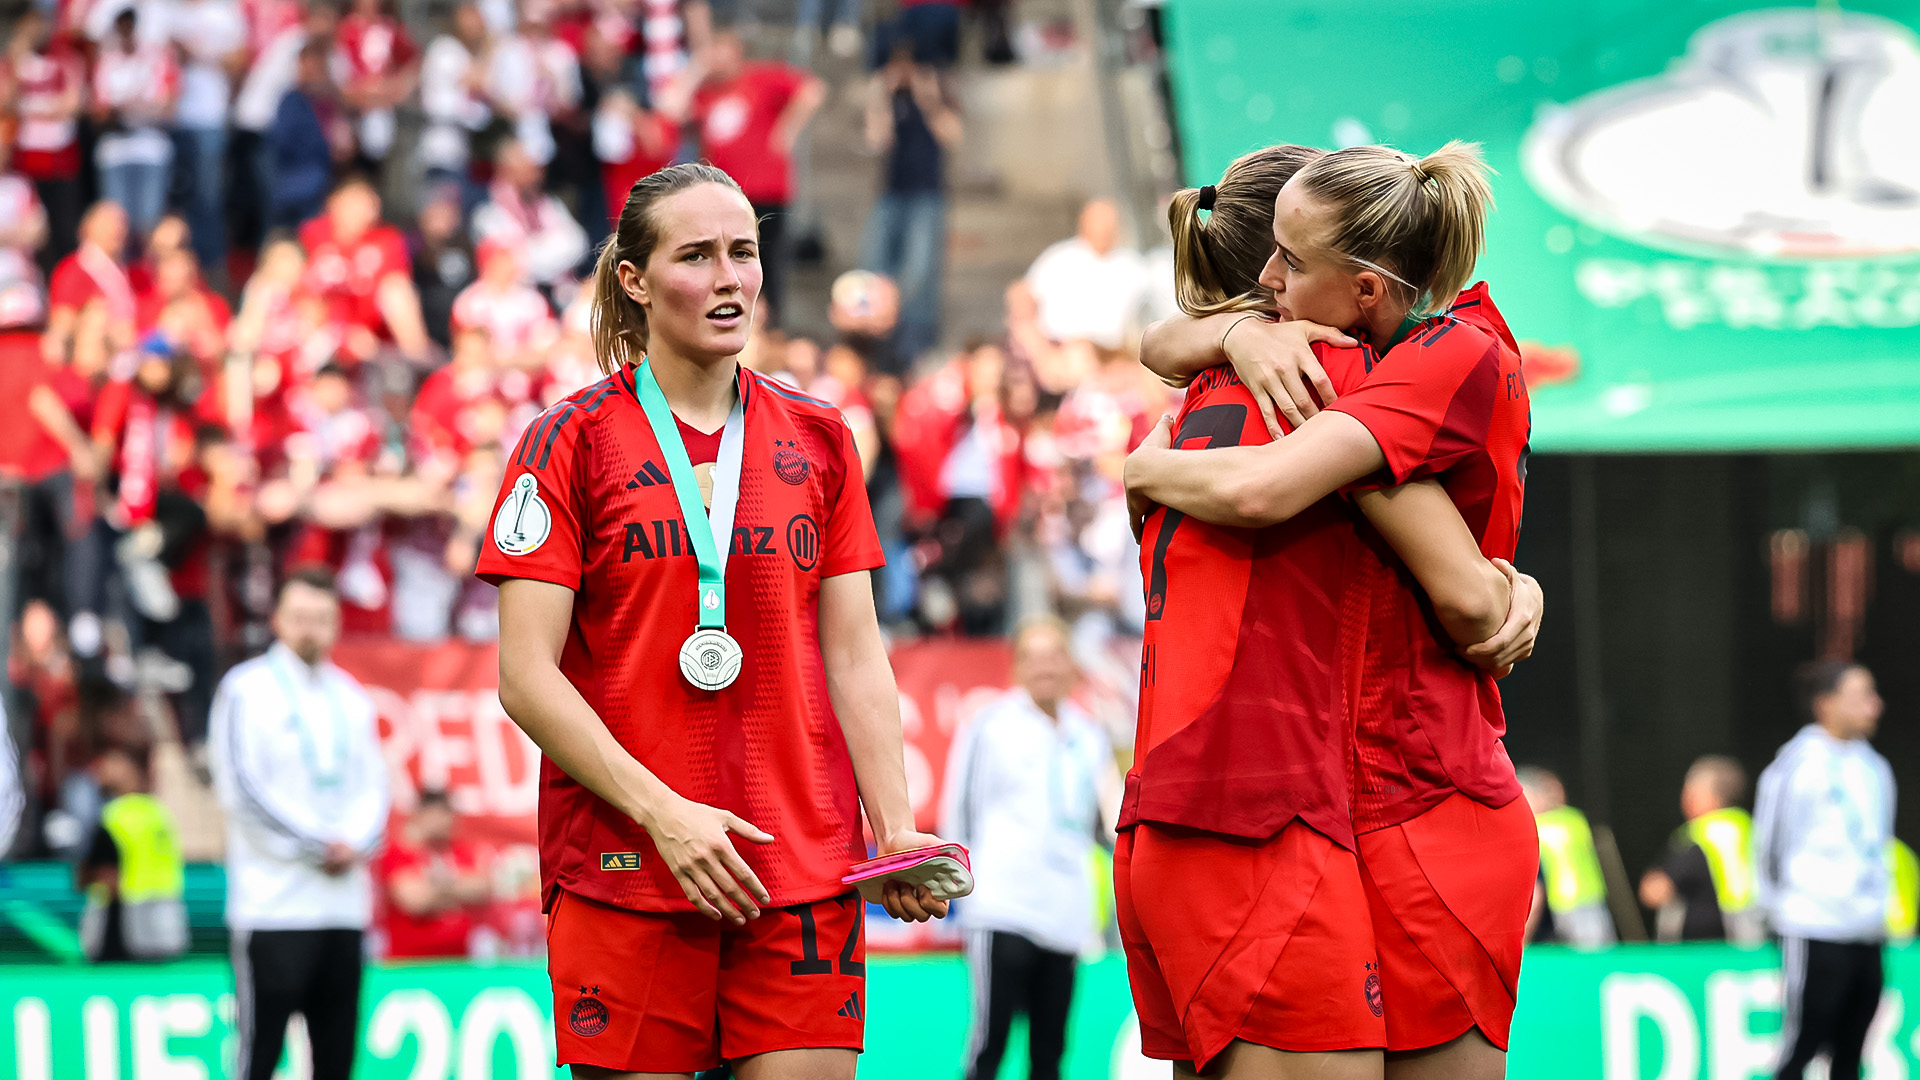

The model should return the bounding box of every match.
[679,628,743,691]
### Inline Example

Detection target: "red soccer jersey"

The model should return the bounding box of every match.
[476,365,886,914]
[374,838,481,958]
[1124,347,1372,848]
[1326,283,1530,831]
[298,217,411,337]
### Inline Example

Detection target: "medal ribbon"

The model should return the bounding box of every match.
[633,360,745,631]
[269,652,349,790]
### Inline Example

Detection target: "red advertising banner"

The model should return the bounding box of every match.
[335,636,1023,842]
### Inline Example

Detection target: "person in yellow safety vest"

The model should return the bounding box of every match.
[1889,838,1919,943]
[1520,766,1616,950]
[77,742,187,961]
[1640,755,1765,945]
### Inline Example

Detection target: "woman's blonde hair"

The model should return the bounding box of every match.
[590,163,750,374]
[1167,144,1325,317]
[1290,140,1494,316]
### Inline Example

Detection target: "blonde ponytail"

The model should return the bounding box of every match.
[589,162,750,376]
[1169,143,1326,318]
[1293,139,1495,315]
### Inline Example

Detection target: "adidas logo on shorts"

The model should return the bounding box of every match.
[836,992,863,1020]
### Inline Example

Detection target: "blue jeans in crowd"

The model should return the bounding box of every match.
[98,160,171,238]
[172,126,227,275]
[860,189,946,363]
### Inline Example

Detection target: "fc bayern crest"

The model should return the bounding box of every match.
[569,987,609,1037]
[493,474,552,556]
[773,441,811,485]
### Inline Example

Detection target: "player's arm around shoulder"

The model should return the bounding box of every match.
[817,572,952,924]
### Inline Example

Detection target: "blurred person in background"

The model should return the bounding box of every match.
[166,0,248,281]
[1891,838,1919,944]
[1018,198,1149,355]
[451,239,559,367]
[411,188,479,348]
[486,0,583,170]
[233,0,339,245]
[472,138,592,295]
[77,740,188,961]
[593,84,680,229]
[790,0,861,65]
[269,43,355,230]
[418,4,494,203]
[941,614,1113,1080]
[299,175,431,358]
[335,0,421,169]
[91,7,180,241]
[1640,755,1763,944]
[42,201,133,367]
[1520,766,1615,950]
[891,0,960,69]
[691,26,826,328]
[0,700,20,857]
[210,567,389,1080]
[1755,660,1894,1080]
[6,9,86,274]
[859,37,961,365]
[0,138,50,329]
[374,788,490,958]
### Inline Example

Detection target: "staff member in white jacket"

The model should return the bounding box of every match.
[1754,659,1894,1080]
[941,615,1115,1080]
[210,567,389,1080]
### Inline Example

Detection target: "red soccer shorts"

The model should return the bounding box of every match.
[1355,792,1538,1053]
[1115,820,1386,1070]
[546,887,867,1073]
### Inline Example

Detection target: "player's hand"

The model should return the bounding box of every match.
[1461,560,1542,677]
[1221,317,1355,439]
[642,796,775,924]
[876,830,951,923]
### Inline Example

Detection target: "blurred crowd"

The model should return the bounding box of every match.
[0,0,1178,863]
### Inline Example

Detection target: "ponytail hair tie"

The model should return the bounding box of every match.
[1197,185,1217,212]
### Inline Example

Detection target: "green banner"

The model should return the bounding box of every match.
[1162,0,1920,453]
[2,946,1918,1078]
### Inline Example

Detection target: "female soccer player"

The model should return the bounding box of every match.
[483,163,948,1080]
[1127,142,1538,1080]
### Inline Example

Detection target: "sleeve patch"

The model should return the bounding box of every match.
[493,474,554,556]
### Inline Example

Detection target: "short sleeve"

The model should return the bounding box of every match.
[818,416,885,579]
[1325,330,1502,485]
[47,261,93,313]
[475,404,590,589]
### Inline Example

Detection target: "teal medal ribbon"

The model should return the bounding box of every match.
[270,653,348,789]
[633,360,747,691]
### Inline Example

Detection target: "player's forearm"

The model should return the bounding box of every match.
[499,653,676,827]
[826,648,918,845]
[1352,481,1508,646]
[1139,312,1233,384]
[1125,442,1285,528]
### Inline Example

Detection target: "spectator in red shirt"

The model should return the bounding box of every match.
[450,241,557,370]
[411,325,508,460]
[375,789,490,958]
[691,28,825,327]
[298,176,432,359]
[592,85,677,230]
[90,7,179,239]
[42,202,133,366]
[336,0,421,164]
[5,10,86,275]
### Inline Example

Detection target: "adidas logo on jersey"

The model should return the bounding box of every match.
[835,993,863,1020]
[626,462,671,489]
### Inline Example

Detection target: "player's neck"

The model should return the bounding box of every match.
[647,349,740,432]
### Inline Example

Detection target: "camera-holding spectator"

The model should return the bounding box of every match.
[43,202,134,367]
[485,0,583,169]
[269,43,357,231]
[336,0,421,166]
[77,740,189,961]
[860,38,961,365]
[373,789,489,958]
[471,139,590,294]
[91,8,179,240]
[691,26,826,328]
[418,4,494,200]
[5,10,86,275]
[166,0,248,281]
[0,139,50,329]
[592,85,678,228]
[298,176,431,359]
